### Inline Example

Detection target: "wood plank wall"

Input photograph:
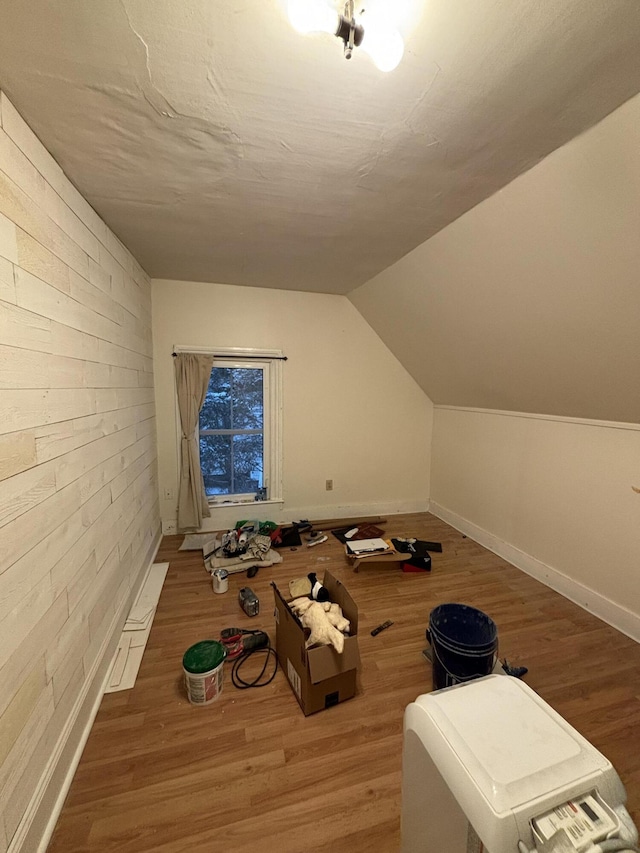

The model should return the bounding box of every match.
[0,90,160,851]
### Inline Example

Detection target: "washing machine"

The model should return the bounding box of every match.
[401,674,638,853]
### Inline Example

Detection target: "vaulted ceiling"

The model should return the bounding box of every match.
[1,0,640,295]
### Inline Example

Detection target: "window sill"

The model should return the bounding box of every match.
[207,498,284,509]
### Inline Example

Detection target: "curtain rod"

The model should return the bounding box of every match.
[172,351,288,361]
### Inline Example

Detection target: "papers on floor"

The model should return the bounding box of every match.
[105,562,169,693]
[345,537,391,556]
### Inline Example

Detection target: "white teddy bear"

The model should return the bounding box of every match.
[289,597,350,653]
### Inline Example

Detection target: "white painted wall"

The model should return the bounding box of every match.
[152,279,432,531]
[430,407,640,638]
[349,93,640,425]
[0,92,160,852]
[348,95,640,639]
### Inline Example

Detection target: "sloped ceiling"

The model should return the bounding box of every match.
[0,0,639,295]
[350,94,640,422]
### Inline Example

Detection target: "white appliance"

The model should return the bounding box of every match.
[401,674,638,853]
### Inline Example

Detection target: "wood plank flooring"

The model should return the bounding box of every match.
[47,513,640,852]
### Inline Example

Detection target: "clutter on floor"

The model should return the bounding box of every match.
[173,521,535,729]
[205,532,283,574]
[105,562,170,693]
[272,570,360,715]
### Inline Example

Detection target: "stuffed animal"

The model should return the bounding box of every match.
[290,597,349,653]
[307,572,330,602]
[322,601,350,634]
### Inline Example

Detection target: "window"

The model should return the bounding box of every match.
[194,350,283,504]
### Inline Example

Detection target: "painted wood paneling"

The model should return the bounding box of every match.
[0,594,67,720]
[0,210,18,263]
[0,457,57,528]
[0,663,47,766]
[0,89,159,853]
[3,663,84,844]
[16,228,71,294]
[0,431,36,481]
[0,388,96,434]
[0,256,15,303]
[0,171,89,281]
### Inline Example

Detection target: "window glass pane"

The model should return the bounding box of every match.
[199,364,265,497]
[200,368,232,431]
[232,433,263,493]
[200,433,264,497]
[231,368,263,429]
[200,367,263,431]
[200,434,232,495]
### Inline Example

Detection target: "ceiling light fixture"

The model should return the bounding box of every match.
[287,0,404,72]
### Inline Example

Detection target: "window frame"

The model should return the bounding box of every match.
[173,346,283,507]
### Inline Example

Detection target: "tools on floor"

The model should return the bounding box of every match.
[221,627,270,659]
[238,586,260,616]
[219,627,277,689]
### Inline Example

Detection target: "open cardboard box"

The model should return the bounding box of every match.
[272,571,360,715]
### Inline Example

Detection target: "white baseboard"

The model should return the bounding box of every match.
[429,501,640,644]
[9,526,163,853]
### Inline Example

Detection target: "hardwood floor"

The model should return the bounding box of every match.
[47,512,640,852]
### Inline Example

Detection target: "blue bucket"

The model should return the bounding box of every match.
[428,603,498,690]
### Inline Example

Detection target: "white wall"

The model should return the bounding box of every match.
[349,93,640,425]
[430,407,640,638]
[152,279,432,531]
[0,92,160,852]
[347,94,640,639]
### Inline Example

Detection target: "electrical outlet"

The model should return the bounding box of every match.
[325,479,333,491]
[163,488,174,501]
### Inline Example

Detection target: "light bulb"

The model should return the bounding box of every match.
[287,0,339,35]
[361,22,404,72]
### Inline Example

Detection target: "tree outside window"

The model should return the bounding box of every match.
[199,365,265,498]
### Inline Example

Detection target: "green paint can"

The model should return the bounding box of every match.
[182,640,227,705]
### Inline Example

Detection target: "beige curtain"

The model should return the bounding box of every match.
[174,353,214,531]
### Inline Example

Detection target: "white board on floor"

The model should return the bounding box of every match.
[105,562,169,693]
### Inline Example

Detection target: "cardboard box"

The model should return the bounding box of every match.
[272,571,360,715]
